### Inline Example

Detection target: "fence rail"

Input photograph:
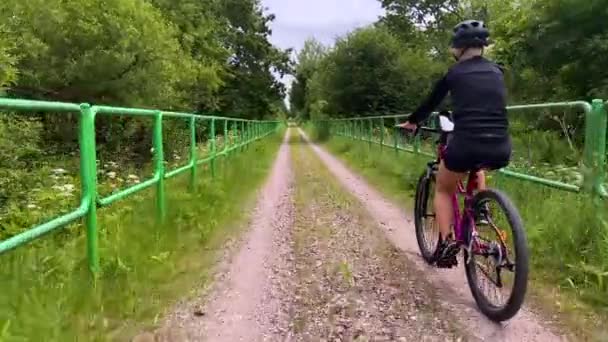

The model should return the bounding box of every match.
[0,98,280,273]
[316,99,608,201]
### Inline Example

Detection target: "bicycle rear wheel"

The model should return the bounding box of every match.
[464,188,529,322]
[414,170,439,263]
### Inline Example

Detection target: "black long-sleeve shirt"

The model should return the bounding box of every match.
[407,56,509,138]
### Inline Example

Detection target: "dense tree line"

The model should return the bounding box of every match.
[0,0,291,157]
[0,0,291,117]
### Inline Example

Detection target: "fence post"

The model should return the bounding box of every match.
[223,119,228,154]
[595,101,606,196]
[240,121,245,152]
[586,100,607,198]
[368,118,372,148]
[358,119,362,140]
[153,110,166,224]
[80,103,100,274]
[414,132,421,154]
[244,121,249,148]
[393,117,398,154]
[230,121,237,155]
[210,118,216,177]
[189,117,197,191]
[380,117,384,150]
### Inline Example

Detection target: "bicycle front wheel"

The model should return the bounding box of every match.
[414,170,439,264]
[464,188,529,322]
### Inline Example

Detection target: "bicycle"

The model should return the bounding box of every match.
[399,111,529,322]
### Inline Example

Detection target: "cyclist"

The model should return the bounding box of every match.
[397,20,512,268]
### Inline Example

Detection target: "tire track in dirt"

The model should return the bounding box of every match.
[298,128,566,342]
[152,129,296,341]
[288,134,467,341]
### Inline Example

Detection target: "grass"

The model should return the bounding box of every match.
[0,131,284,341]
[320,133,608,340]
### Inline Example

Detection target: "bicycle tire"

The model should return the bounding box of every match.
[414,170,438,263]
[463,188,529,322]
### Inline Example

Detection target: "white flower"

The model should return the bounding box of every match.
[26,204,39,210]
[107,171,117,179]
[52,184,76,196]
[128,174,139,181]
[52,168,67,175]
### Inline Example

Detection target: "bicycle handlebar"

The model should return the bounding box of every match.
[394,110,451,136]
[394,125,439,136]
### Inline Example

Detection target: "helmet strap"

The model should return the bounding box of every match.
[455,47,469,61]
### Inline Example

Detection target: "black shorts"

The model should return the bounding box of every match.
[444,134,512,173]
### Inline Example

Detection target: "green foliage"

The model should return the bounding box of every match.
[489,0,608,100]
[2,0,202,108]
[289,38,328,119]
[0,0,287,156]
[0,115,46,224]
[0,28,17,90]
[215,0,293,119]
[303,26,444,118]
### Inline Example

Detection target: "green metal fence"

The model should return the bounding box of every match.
[317,100,608,201]
[0,98,280,273]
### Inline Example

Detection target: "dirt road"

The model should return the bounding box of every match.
[147,128,565,341]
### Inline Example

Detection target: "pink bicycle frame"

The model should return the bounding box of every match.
[437,144,480,244]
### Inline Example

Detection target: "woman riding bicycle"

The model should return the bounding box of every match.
[397,20,512,268]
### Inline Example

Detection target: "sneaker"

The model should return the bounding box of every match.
[433,236,460,268]
[475,203,491,225]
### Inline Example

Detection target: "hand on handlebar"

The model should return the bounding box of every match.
[396,121,418,132]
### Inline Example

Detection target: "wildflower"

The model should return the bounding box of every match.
[107,171,117,179]
[52,168,67,175]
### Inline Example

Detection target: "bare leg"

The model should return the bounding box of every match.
[434,161,466,240]
[476,170,486,190]
[475,170,491,222]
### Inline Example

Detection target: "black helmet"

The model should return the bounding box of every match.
[451,20,489,48]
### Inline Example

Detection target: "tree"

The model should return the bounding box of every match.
[215,0,293,119]
[147,0,230,111]
[289,38,327,119]
[378,0,462,55]
[303,27,444,118]
[0,26,17,91]
[1,0,208,109]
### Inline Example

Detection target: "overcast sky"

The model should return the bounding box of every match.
[261,0,385,100]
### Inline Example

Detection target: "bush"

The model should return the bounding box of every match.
[0,115,45,220]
